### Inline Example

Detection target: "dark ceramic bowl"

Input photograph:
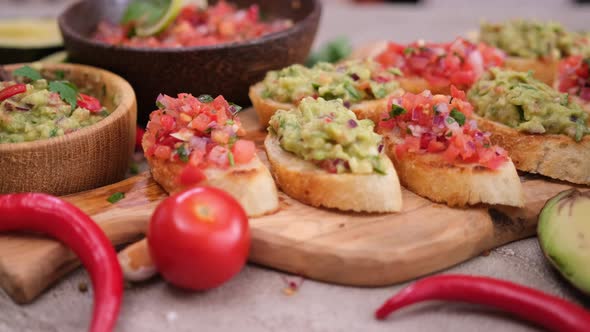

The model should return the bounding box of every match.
[59,0,321,125]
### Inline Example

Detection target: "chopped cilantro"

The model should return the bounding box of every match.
[156,100,165,109]
[344,84,361,100]
[373,87,388,99]
[107,192,125,204]
[305,36,352,67]
[120,0,167,26]
[560,93,569,106]
[55,70,65,80]
[403,47,416,55]
[198,94,214,103]
[387,67,403,76]
[226,119,235,125]
[449,109,466,126]
[13,66,42,81]
[311,82,321,90]
[445,117,456,125]
[49,128,58,137]
[406,127,412,134]
[389,104,407,118]
[99,110,109,117]
[176,145,190,162]
[228,151,235,166]
[49,81,78,110]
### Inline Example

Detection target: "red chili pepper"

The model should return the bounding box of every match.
[77,93,103,112]
[0,193,123,332]
[375,274,590,332]
[0,83,27,102]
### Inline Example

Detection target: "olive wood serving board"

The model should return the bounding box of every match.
[0,109,583,304]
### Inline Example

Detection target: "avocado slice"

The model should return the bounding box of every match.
[0,18,63,65]
[538,189,590,295]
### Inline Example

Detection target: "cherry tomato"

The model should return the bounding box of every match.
[148,187,250,290]
[77,93,103,112]
[0,84,26,102]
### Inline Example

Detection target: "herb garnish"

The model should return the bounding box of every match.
[389,104,407,118]
[49,81,79,110]
[228,151,235,166]
[13,66,42,81]
[198,94,214,103]
[176,145,190,162]
[449,109,466,126]
[107,192,125,204]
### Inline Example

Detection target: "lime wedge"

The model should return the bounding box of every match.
[135,0,184,37]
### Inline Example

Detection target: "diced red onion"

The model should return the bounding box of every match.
[579,87,590,101]
[411,108,421,121]
[378,143,384,153]
[348,119,358,128]
[433,115,444,126]
[156,94,167,107]
[343,101,351,108]
[350,73,360,81]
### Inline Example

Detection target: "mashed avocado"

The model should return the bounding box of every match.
[468,68,589,141]
[0,80,108,143]
[268,97,387,174]
[480,19,590,59]
[261,59,400,104]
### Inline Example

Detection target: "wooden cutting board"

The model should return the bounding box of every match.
[0,109,582,304]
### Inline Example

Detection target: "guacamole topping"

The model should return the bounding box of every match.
[468,68,589,141]
[0,78,108,144]
[268,97,387,174]
[480,19,590,59]
[261,59,400,105]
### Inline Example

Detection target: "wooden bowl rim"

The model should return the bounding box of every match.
[58,0,322,53]
[0,62,136,153]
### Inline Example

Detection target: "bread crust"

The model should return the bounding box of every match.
[147,156,279,217]
[473,114,590,185]
[504,56,558,85]
[264,134,403,212]
[249,82,401,126]
[380,131,524,207]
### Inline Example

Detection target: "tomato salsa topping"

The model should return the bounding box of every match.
[143,94,255,169]
[379,87,509,170]
[556,55,590,102]
[94,1,292,48]
[375,38,505,91]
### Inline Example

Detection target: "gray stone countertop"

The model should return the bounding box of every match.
[1,0,589,331]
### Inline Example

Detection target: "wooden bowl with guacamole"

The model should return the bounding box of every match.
[0,63,136,195]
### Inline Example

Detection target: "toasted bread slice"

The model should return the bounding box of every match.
[473,114,590,185]
[380,131,524,207]
[504,56,558,85]
[147,155,279,217]
[248,82,401,126]
[264,134,402,212]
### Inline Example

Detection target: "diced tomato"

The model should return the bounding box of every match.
[556,55,590,101]
[427,140,446,153]
[77,93,102,112]
[160,114,176,131]
[450,85,466,101]
[231,140,256,164]
[207,145,229,167]
[178,165,207,187]
[443,144,460,163]
[154,145,172,160]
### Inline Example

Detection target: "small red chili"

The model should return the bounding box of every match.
[0,83,27,102]
[375,274,590,332]
[77,93,103,112]
[0,193,123,332]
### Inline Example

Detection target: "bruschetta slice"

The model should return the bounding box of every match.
[348,38,505,95]
[249,59,403,126]
[143,93,279,217]
[477,19,590,85]
[377,88,524,207]
[554,55,590,116]
[468,68,590,185]
[264,97,402,212]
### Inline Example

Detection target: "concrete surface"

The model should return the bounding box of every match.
[1,1,590,331]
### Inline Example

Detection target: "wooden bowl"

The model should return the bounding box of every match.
[0,63,137,195]
[58,0,321,124]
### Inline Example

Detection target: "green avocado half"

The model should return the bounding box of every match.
[0,18,63,65]
[538,189,590,295]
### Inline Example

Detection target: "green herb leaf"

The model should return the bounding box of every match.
[344,83,361,100]
[156,100,165,109]
[305,36,352,67]
[387,67,403,76]
[403,47,416,55]
[13,66,42,81]
[198,94,214,103]
[107,192,125,204]
[449,108,466,126]
[228,151,235,167]
[55,70,65,80]
[176,145,189,162]
[49,128,58,137]
[49,81,78,110]
[389,104,407,118]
